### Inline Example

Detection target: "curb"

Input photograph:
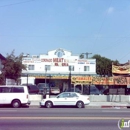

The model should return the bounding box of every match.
[29,105,128,109]
[101,106,128,109]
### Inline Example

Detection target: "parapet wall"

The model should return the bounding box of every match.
[29,94,130,102]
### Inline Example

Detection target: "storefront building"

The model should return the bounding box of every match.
[21,48,96,93]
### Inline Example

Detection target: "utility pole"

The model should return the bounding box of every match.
[82,52,92,59]
[45,66,47,87]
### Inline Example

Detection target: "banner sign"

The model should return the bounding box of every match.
[112,64,130,74]
[71,76,130,85]
[25,74,130,85]
[92,76,113,85]
[28,74,69,79]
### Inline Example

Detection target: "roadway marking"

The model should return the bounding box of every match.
[102,110,130,113]
[0,110,17,112]
[0,117,129,120]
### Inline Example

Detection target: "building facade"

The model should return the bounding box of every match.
[21,48,96,92]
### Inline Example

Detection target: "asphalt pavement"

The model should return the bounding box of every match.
[1,108,129,130]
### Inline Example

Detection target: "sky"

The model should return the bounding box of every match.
[0,0,130,63]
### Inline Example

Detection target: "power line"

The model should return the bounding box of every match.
[92,0,113,47]
[0,0,35,8]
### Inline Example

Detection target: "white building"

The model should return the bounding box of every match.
[21,48,96,89]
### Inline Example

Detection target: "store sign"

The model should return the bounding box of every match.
[41,59,52,62]
[41,58,69,66]
[92,76,113,85]
[71,76,129,85]
[54,62,69,66]
[28,74,69,79]
[112,64,130,74]
[71,76,92,84]
[78,59,95,64]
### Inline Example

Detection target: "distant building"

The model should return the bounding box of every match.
[21,48,96,89]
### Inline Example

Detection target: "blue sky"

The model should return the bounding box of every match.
[0,0,130,63]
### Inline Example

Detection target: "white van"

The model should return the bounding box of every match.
[0,85,31,108]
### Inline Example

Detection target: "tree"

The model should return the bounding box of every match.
[2,50,26,84]
[0,74,5,85]
[91,54,119,76]
[79,54,84,59]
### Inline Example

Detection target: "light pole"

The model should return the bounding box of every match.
[45,67,47,87]
[45,74,52,98]
[68,66,72,91]
[27,74,28,86]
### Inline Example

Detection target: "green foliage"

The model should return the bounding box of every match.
[0,74,5,85]
[79,54,84,59]
[92,54,119,76]
[2,50,26,83]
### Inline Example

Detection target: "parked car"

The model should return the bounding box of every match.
[27,85,39,94]
[50,87,60,94]
[102,89,109,95]
[0,85,31,108]
[37,83,50,95]
[90,85,101,95]
[40,92,90,108]
[22,84,39,94]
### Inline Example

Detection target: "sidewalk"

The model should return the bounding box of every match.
[30,100,130,109]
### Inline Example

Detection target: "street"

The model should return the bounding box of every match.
[0,107,130,130]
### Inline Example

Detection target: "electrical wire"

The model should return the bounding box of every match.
[0,0,35,8]
[92,0,113,47]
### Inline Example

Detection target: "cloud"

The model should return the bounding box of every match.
[107,7,114,14]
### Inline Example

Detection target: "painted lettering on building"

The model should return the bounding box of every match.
[41,59,52,62]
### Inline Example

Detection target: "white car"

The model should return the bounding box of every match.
[0,85,31,108]
[40,92,90,108]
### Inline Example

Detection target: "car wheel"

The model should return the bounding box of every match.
[12,100,21,108]
[76,101,84,108]
[45,101,53,108]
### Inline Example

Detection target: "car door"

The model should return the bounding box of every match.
[54,93,70,106]
[66,93,79,105]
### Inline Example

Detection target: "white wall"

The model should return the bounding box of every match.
[20,77,35,85]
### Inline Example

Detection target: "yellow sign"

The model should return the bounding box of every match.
[71,76,92,84]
